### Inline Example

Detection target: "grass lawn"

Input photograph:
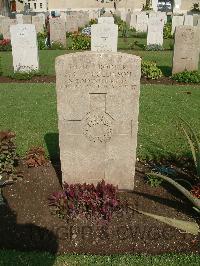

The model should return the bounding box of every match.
[0,250,200,266]
[0,35,176,77]
[0,83,200,160]
[1,49,174,77]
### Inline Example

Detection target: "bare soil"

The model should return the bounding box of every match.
[0,161,199,255]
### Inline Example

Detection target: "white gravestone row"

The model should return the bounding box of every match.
[50,18,67,47]
[91,17,118,52]
[55,52,141,190]
[171,16,184,34]
[66,15,79,33]
[184,15,193,26]
[136,12,148,32]
[147,17,163,46]
[10,24,39,72]
[172,26,199,74]
[32,16,44,33]
[1,18,17,39]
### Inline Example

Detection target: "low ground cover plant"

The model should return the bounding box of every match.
[25,146,47,168]
[0,131,18,180]
[147,118,200,213]
[163,22,172,39]
[141,60,163,79]
[71,33,91,50]
[0,39,12,51]
[9,70,42,80]
[172,71,200,84]
[49,180,122,222]
[145,44,163,51]
[37,32,47,50]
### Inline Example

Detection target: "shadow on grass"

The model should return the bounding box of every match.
[45,133,62,185]
[159,65,172,77]
[0,198,58,264]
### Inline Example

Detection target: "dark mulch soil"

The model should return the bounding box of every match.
[0,76,56,83]
[0,75,199,86]
[0,161,199,255]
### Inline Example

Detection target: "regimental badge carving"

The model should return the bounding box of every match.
[82,112,114,143]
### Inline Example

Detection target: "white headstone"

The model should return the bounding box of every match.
[10,24,39,72]
[55,52,141,190]
[172,26,199,74]
[173,0,182,13]
[136,13,148,32]
[50,18,66,47]
[171,16,184,34]
[152,0,158,12]
[193,14,200,26]
[98,17,114,24]
[16,14,23,24]
[130,12,140,29]
[147,17,163,46]
[2,18,16,39]
[91,23,118,52]
[32,16,44,33]
[184,15,193,26]
[149,11,167,25]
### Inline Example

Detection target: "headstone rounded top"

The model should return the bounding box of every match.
[56,51,141,65]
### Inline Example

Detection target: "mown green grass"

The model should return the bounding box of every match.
[0,250,200,266]
[0,49,174,77]
[0,83,200,160]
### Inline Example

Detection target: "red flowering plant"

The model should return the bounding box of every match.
[49,180,122,222]
[0,39,12,51]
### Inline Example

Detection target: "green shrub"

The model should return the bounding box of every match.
[0,39,12,51]
[0,34,3,40]
[9,70,41,80]
[0,131,18,179]
[71,33,91,50]
[146,174,163,187]
[128,40,139,50]
[0,56,2,76]
[89,19,98,25]
[163,22,172,39]
[133,31,147,38]
[37,32,47,50]
[145,44,163,51]
[141,60,163,79]
[113,15,130,38]
[172,71,200,84]
[50,41,65,50]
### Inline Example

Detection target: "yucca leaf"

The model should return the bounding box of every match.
[181,124,197,167]
[178,117,200,178]
[128,206,199,235]
[147,172,200,211]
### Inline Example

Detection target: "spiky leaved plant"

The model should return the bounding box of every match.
[147,118,200,213]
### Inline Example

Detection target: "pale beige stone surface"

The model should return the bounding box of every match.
[98,16,114,24]
[66,15,79,32]
[136,12,148,32]
[147,17,163,46]
[55,52,141,190]
[91,23,118,52]
[172,26,199,74]
[1,18,16,39]
[23,15,32,24]
[50,18,66,47]
[171,15,184,34]
[32,16,44,33]
[10,24,39,72]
